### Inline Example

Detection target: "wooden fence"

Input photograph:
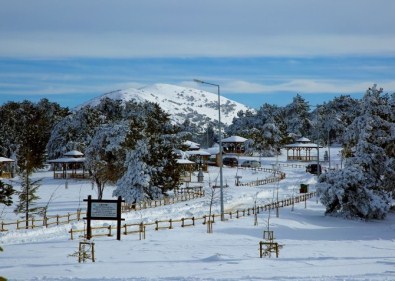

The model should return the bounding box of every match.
[69,192,316,240]
[1,188,204,232]
[236,167,286,187]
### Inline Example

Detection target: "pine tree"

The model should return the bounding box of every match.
[0,180,14,207]
[317,85,393,219]
[113,140,154,204]
[14,171,42,228]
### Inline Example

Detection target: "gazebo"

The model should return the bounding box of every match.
[0,157,15,179]
[47,150,88,179]
[284,137,321,162]
[222,135,248,154]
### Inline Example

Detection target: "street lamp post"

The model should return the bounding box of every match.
[193,79,225,221]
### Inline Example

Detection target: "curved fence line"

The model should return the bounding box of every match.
[236,167,286,187]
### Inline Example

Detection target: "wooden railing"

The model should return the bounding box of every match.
[68,192,316,240]
[236,167,286,187]
[1,189,204,232]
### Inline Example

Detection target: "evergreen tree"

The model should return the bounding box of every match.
[317,85,393,219]
[14,171,42,228]
[113,140,154,204]
[284,94,311,137]
[84,122,129,199]
[0,180,14,207]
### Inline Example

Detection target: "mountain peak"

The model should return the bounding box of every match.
[80,83,251,127]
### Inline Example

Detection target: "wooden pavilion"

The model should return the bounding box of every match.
[186,149,211,172]
[284,137,321,162]
[47,150,88,179]
[222,135,248,154]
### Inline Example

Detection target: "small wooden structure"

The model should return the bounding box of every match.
[176,158,195,183]
[222,135,248,154]
[186,149,210,172]
[183,140,200,151]
[0,157,15,179]
[47,150,88,179]
[284,137,321,162]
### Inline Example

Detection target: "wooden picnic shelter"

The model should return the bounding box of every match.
[284,137,321,162]
[222,135,248,154]
[47,150,88,179]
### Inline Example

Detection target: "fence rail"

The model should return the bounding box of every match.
[1,189,204,232]
[68,192,316,240]
[236,167,286,187]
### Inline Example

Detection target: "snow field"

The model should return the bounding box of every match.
[1,149,395,280]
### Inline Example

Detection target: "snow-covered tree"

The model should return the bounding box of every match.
[84,122,129,199]
[284,94,311,137]
[113,140,155,204]
[317,85,394,219]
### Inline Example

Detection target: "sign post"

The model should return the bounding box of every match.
[84,195,125,240]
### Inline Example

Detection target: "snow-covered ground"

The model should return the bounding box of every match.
[1,148,395,281]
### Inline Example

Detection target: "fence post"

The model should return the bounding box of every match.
[57,215,59,225]
[259,241,263,258]
[169,219,173,229]
[108,225,112,237]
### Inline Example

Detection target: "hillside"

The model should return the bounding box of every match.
[80,83,251,127]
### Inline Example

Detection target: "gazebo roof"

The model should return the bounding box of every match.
[222,136,248,143]
[285,142,321,148]
[63,150,84,157]
[47,157,86,163]
[186,150,211,156]
[183,141,200,150]
[0,157,14,163]
[296,137,311,143]
[176,159,195,165]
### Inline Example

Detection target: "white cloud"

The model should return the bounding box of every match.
[1,32,395,58]
[222,79,395,94]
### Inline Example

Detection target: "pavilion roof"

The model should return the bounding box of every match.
[63,150,84,157]
[0,157,14,162]
[222,135,248,143]
[47,157,86,163]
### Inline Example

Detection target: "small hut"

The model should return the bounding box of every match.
[186,149,211,172]
[47,150,88,179]
[0,157,15,179]
[176,158,195,183]
[284,137,321,162]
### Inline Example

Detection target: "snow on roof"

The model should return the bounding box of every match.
[0,157,14,162]
[63,150,84,157]
[206,147,220,155]
[296,137,311,143]
[47,157,86,163]
[222,136,248,143]
[285,143,321,148]
[176,159,195,165]
[183,140,200,149]
[186,150,211,156]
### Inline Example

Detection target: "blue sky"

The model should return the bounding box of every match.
[1,0,395,109]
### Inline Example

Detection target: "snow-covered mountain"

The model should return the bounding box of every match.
[80,83,251,126]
